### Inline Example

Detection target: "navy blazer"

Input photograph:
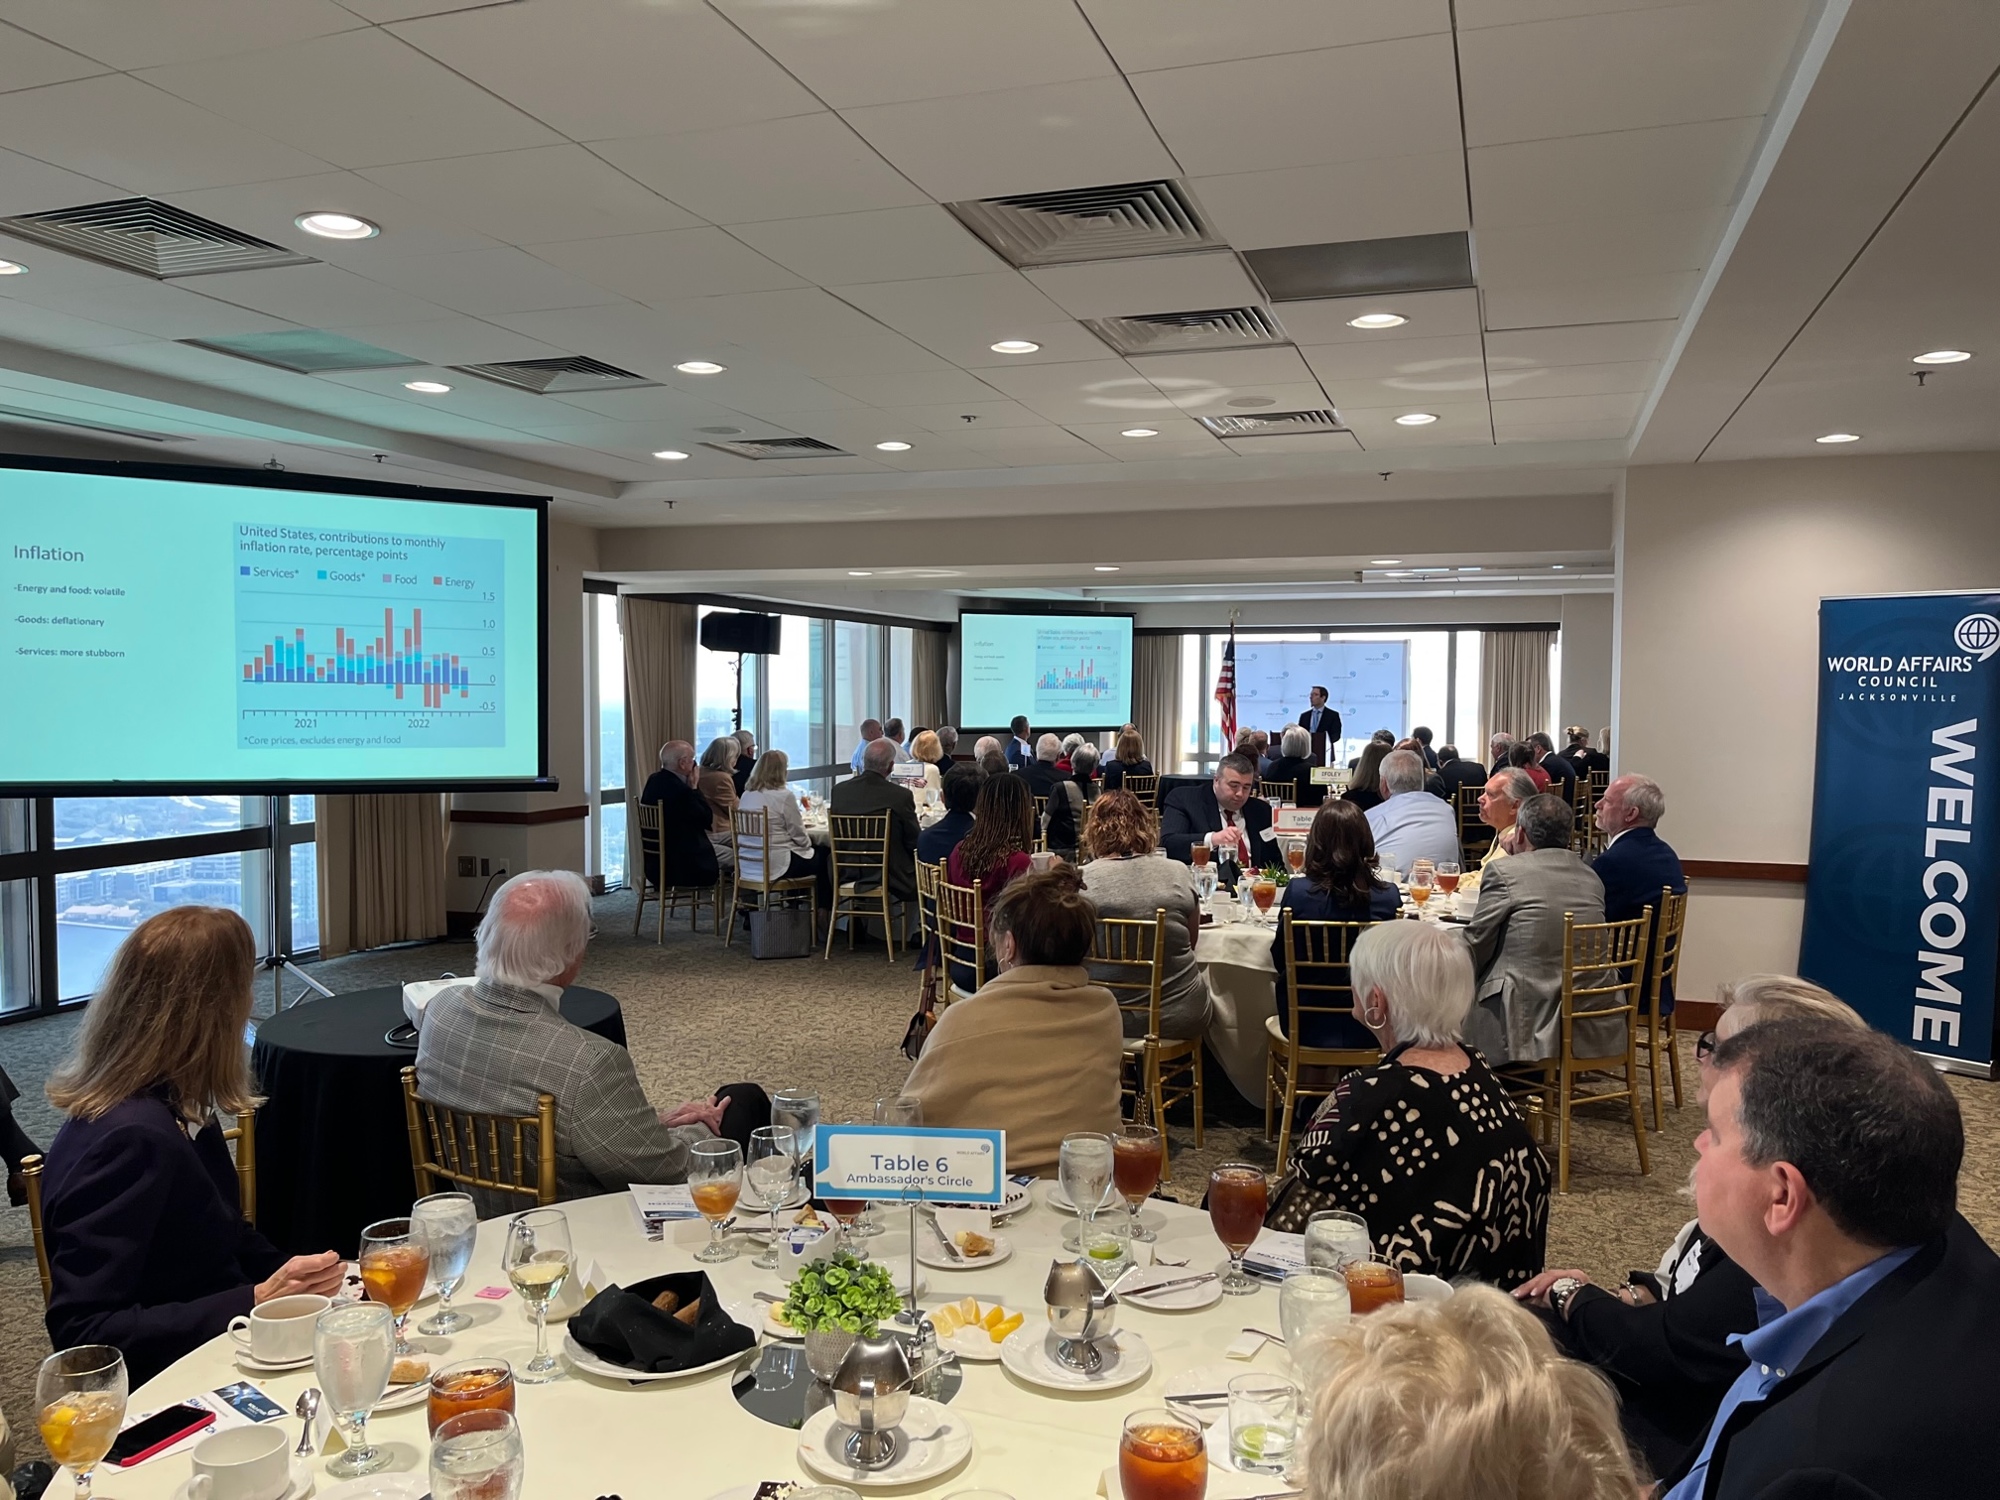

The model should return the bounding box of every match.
[638,768,719,889]
[42,1091,286,1386]
[1158,783,1273,868]
[916,808,974,867]
[1593,826,1687,1011]
[1270,877,1402,1048]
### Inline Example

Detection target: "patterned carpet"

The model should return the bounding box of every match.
[4,886,1998,1463]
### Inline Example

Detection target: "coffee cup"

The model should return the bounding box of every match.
[188,1425,291,1500]
[227,1293,330,1364]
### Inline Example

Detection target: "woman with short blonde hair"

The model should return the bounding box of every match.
[910,728,946,792]
[40,907,345,1385]
[737,748,833,902]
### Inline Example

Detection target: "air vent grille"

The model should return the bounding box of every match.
[1083,305,1288,356]
[945,179,1221,268]
[1198,409,1347,437]
[453,356,659,394]
[702,436,852,460]
[183,330,420,373]
[0,197,316,279]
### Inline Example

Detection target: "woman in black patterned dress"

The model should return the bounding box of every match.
[1266,919,1551,1289]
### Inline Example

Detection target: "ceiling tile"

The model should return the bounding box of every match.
[950,321,1117,368]
[527,228,806,302]
[1482,358,1658,399]
[1274,288,1482,344]
[872,399,1054,433]
[1340,401,1495,447]
[168,170,504,264]
[594,114,926,227]
[192,261,451,328]
[841,78,1179,202]
[1483,270,1703,329]
[1472,209,1724,286]
[1158,380,1328,416]
[359,147,703,245]
[1484,320,1677,367]
[1457,0,1699,24]
[1128,347,1316,388]
[1312,352,1492,409]
[651,286,956,377]
[0,147,118,219]
[1191,152,1468,251]
[0,0,362,70]
[0,247,301,339]
[335,0,514,19]
[324,315,568,367]
[538,385,782,425]
[484,301,729,378]
[833,271,1070,347]
[1129,35,1462,177]
[1489,391,1643,425]
[0,299,164,350]
[1490,415,1634,443]
[818,368,1006,407]
[1220,430,1362,456]
[0,21,110,91]
[1458,0,1810,146]
[0,75,332,192]
[390,0,821,142]
[1079,0,1450,72]
[728,206,1004,286]
[1299,333,1486,384]
[972,356,1175,423]
[350,246,625,317]
[1468,117,1763,229]
[1024,251,1262,319]
[139,29,562,169]
[712,0,1114,110]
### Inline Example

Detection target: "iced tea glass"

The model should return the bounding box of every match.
[36,1346,125,1500]
[1119,1408,1207,1500]
[1189,843,1211,868]
[1113,1123,1162,1244]
[1250,877,1278,913]
[1207,1163,1268,1296]
[689,1138,743,1263]
[427,1359,516,1435]
[1435,861,1461,896]
[1343,1252,1406,1315]
[359,1216,431,1355]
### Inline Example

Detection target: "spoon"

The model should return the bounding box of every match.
[293,1388,320,1457]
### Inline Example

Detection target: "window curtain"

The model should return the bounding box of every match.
[620,597,697,884]
[911,628,947,735]
[316,794,448,957]
[1479,629,1554,750]
[1132,634,1182,773]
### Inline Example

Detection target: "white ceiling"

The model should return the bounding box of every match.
[0,0,1987,550]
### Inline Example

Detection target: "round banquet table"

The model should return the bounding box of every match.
[96,1186,1298,1500]
[250,986,625,1257]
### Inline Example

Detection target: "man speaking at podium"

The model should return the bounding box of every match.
[1300,685,1342,766]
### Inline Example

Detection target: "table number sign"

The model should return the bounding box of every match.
[814,1125,1005,1204]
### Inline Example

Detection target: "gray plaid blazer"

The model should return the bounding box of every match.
[413,977,703,1206]
[1462,848,1626,1064]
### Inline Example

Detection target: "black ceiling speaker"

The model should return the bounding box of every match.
[699,611,781,655]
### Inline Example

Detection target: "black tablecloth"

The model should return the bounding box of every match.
[250,984,624,1256]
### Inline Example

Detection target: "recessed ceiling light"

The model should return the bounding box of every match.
[0,259,26,275]
[295,212,378,240]
[1370,559,1403,566]
[1458,566,1482,573]
[652,449,689,461]
[403,380,450,394]
[990,339,1040,354]
[675,360,726,375]
[1817,432,1861,444]
[1394,412,1438,426]
[848,570,873,576]
[1348,312,1407,330]
[1913,350,1973,365]
[1121,427,1158,438]
[1094,565,1120,572]
[1552,564,1565,570]
[875,440,912,452]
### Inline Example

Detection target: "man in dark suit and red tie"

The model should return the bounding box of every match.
[1299,684,1342,766]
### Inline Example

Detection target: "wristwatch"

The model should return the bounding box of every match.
[1548,1277,1588,1319]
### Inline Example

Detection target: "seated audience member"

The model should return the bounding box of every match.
[735,749,833,904]
[1409,723,1440,769]
[640,739,719,891]
[1262,724,1325,806]
[1593,772,1687,1008]
[971,734,1006,777]
[885,716,908,754]
[40,908,345,1385]
[829,738,922,902]
[944,774,1037,991]
[1006,714,1033,768]
[1100,729,1153,789]
[1487,731,1516,777]
[731,728,757,794]
[1509,738,1553,791]
[1529,731,1578,798]
[1271,800,1401,1045]
[1068,741,1101,805]
[1015,733,1080,856]
[1396,737,1451,798]
[1237,727,1272,773]
[1517,976,1865,1477]
[901,867,1122,1176]
[1340,738,1394,812]
[2,1064,39,1206]
[1473,768,1537,875]
[417,872,768,1210]
[1437,743,1489,797]
[917,765,981,868]
[1562,725,1611,775]
[1161,753,1272,872]
[935,724,959,763]
[848,716,884,772]
[1268,920,1551,1289]
[1463,794,1614,1064]
[1057,732,1083,772]
[1658,1021,2000,1500]
[1079,791,1212,1042]
[1301,1284,1640,1500]
[1366,749,1461,872]
[696,735,741,870]
[910,728,948,792]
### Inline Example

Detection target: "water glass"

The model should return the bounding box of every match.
[358,1216,430,1355]
[1058,1133,1114,1231]
[1278,1266,1351,1355]
[772,1088,820,1169]
[502,1208,572,1383]
[314,1303,394,1478]
[413,1191,478,1335]
[746,1125,799,1270]
[1303,1209,1372,1271]
[35,1346,126,1500]
[1228,1374,1299,1475]
[430,1409,523,1500]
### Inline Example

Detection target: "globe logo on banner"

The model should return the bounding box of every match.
[1955,614,2000,661]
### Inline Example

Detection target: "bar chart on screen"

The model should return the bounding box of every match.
[232,527,506,751]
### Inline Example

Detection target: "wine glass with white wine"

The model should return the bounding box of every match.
[36,1346,125,1500]
[502,1207,573,1385]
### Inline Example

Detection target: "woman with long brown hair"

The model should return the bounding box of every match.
[1079,790,1212,1041]
[40,906,343,1384]
[944,774,1038,990]
[1270,799,1401,1048]
[1341,736,1396,812]
[1101,728,1153,791]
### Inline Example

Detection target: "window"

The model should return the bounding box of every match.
[889,626,913,727]
[54,796,260,848]
[832,619,881,767]
[765,614,821,773]
[0,878,32,1016]
[1454,630,1483,753]
[57,849,267,1001]
[694,605,743,752]
[590,592,627,885]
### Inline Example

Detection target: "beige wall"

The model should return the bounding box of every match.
[1616,451,2000,996]
[1558,592,1614,741]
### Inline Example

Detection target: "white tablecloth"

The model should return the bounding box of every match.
[1194,914,1280,1105]
[94,1187,1296,1500]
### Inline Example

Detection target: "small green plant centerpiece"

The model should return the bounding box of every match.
[784,1250,904,1380]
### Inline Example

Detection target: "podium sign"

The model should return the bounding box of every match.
[1800,592,2000,1074]
[813,1125,1005,1203]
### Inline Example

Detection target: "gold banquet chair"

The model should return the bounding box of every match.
[1455,784,1494,862]
[631,801,724,940]
[935,875,987,1005]
[402,1066,559,1208]
[1094,908,1203,1180]
[824,812,908,962]
[1121,773,1158,811]
[1258,779,1297,807]
[1266,913,1381,1175]
[1637,887,1691,1130]
[726,805,819,949]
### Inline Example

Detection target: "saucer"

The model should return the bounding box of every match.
[173,1459,315,1500]
[314,1474,425,1500]
[998,1325,1152,1392]
[1043,1181,1119,1215]
[796,1397,972,1490]
[232,1350,315,1374]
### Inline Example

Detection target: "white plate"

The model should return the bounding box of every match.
[232,1350,315,1374]
[763,1302,803,1341]
[1406,1273,1453,1301]
[561,1297,760,1383]
[372,1378,430,1413]
[1162,1363,1246,1428]
[999,1325,1152,1392]
[915,1231,1012,1271]
[925,1180,1032,1221]
[1043,1180,1119,1215]
[314,1474,426,1500]
[1119,1269,1224,1312]
[797,1396,973,1491]
[172,1458,314,1500]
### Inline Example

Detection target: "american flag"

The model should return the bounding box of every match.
[1214,624,1236,749]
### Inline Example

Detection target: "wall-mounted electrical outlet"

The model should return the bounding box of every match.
[457,856,477,877]
[495,862,508,876]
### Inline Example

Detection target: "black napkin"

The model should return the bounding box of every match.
[568,1271,755,1374]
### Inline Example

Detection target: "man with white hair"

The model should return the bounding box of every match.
[1260,723,1324,806]
[415,870,768,1207]
[972,734,1006,777]
[1013,732,1079,855]
[935,725,959,761]
[830,736,921,900]
[848,716,884,772]
[1366,748,1462,873]
[1488,732,1516,778]
[1475,767,1538,873]
[730,728,757,794]
[638,739,717,892]
[1592,774,1687,1010]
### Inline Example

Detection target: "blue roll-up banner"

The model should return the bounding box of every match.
[1800,592,2000,1075]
